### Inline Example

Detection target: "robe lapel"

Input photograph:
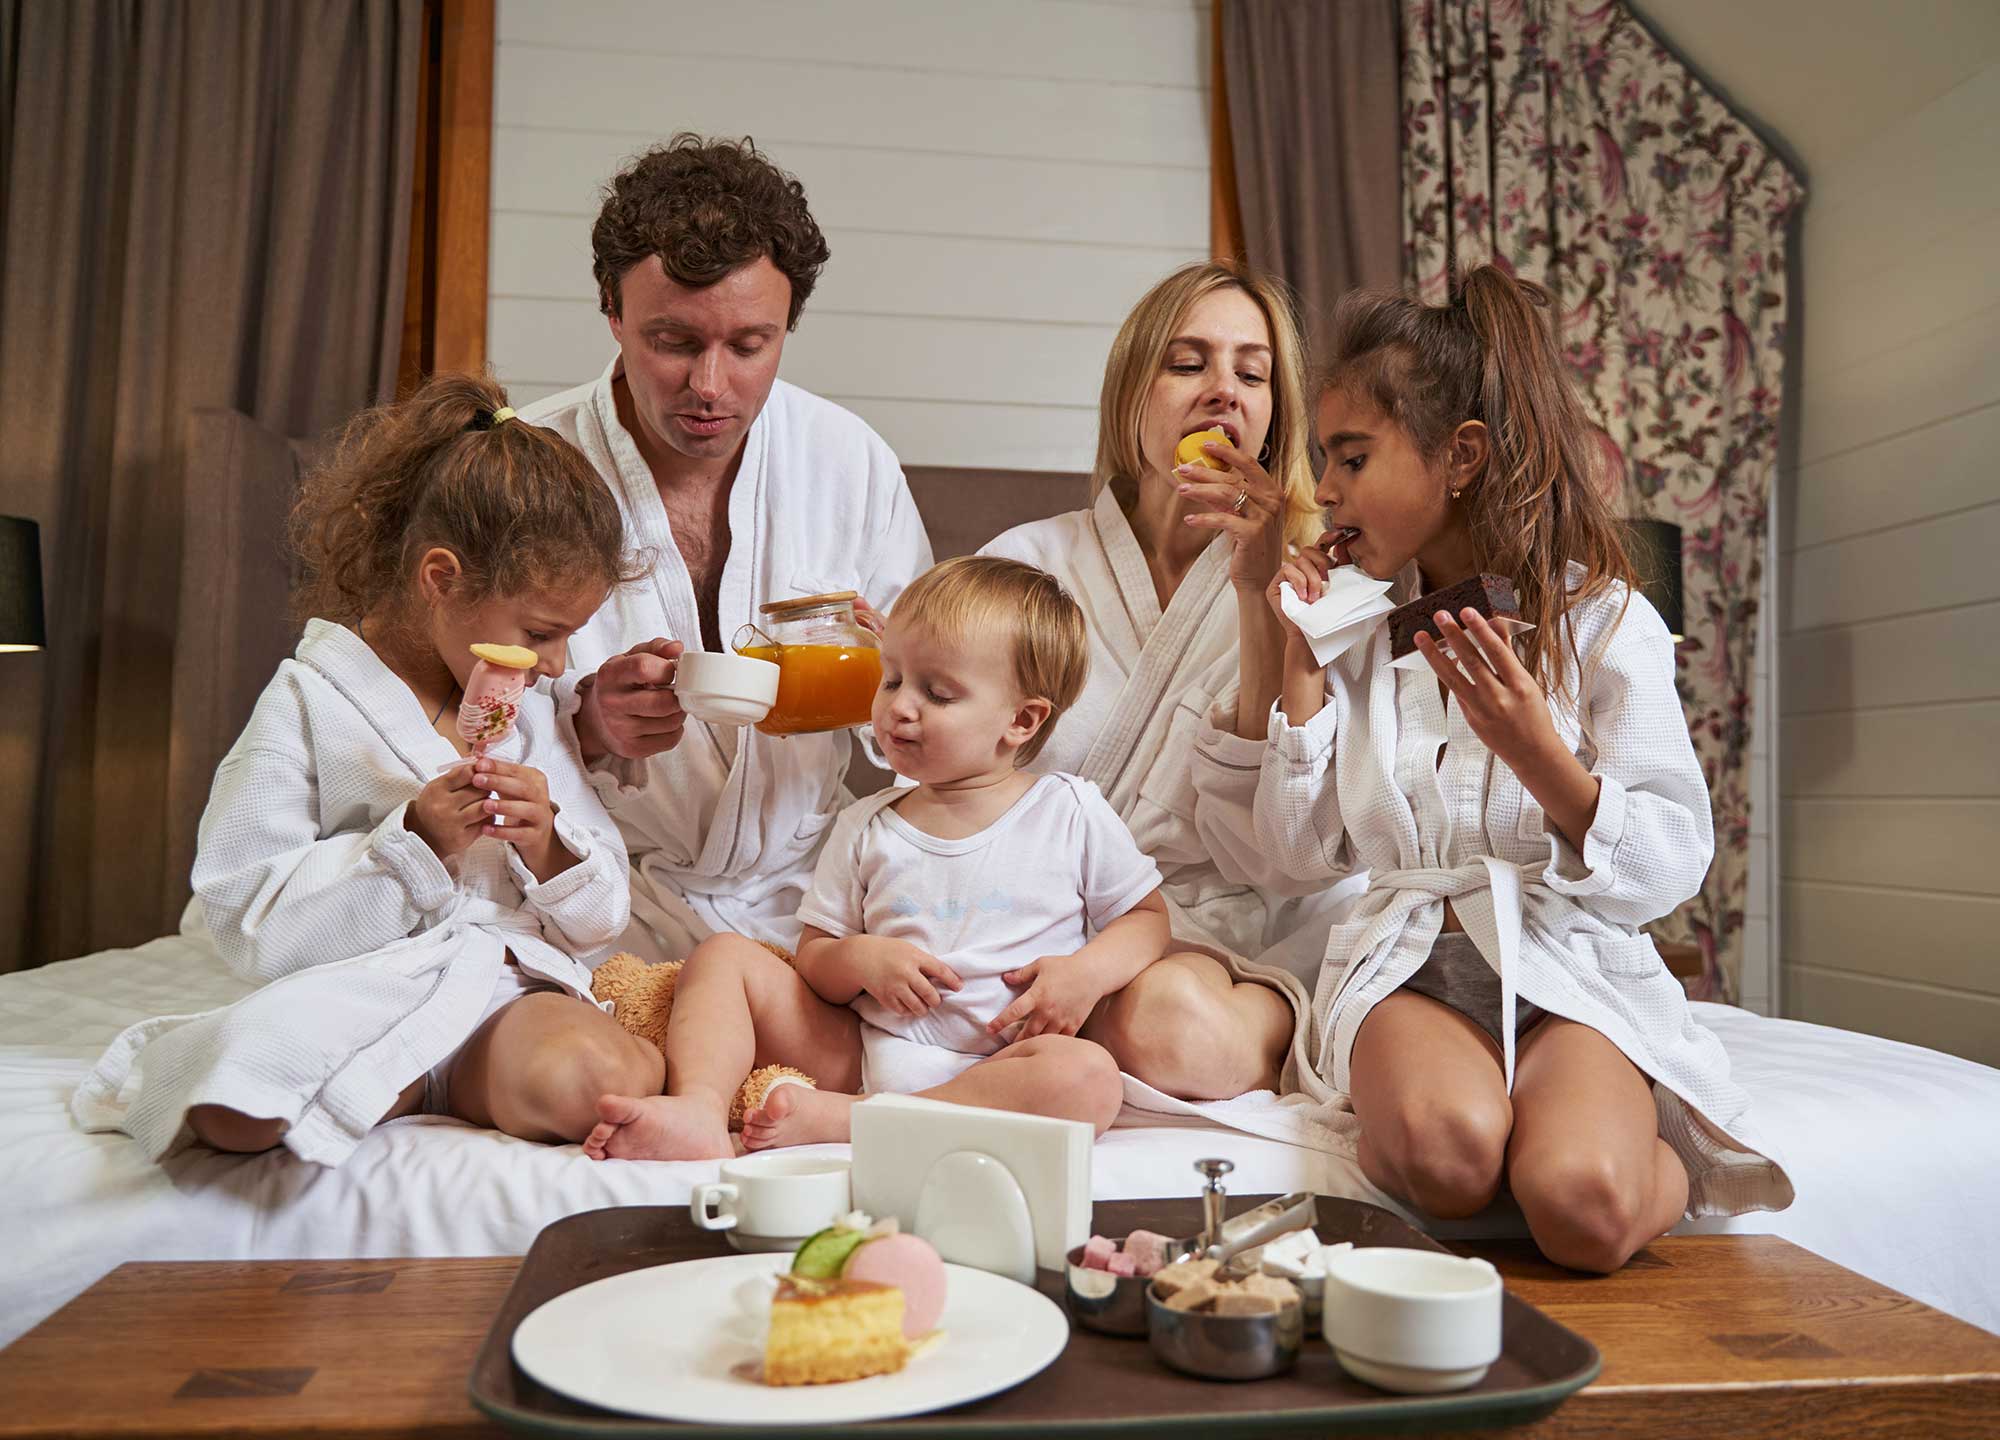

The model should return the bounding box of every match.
[1077,488,1232,807]
[294,620,464,783]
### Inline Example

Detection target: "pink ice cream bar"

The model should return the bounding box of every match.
[458,643,536,755]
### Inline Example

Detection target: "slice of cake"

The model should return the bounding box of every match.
[1387,573,1521,659]
[763,1276,909,1386]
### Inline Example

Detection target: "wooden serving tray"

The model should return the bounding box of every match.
[470,1195,1599,1437]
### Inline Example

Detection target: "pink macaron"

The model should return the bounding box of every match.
[842,1232,947,1338]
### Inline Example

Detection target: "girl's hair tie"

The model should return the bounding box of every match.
[466,406,517,432]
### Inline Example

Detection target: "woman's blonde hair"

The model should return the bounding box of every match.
[1092,261,1321,551]
[891,555,1088,767]
[1321,266,1638,705]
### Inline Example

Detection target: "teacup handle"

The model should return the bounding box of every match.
[690,1181,740,1231]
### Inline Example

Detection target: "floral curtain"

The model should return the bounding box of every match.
[1400,0,1804,1000]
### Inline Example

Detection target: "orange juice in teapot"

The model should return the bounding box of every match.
[733,592,882,737]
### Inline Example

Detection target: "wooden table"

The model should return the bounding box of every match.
[2,1236,1995,1439]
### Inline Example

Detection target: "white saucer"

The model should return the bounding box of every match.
[511,1252,1067,1425]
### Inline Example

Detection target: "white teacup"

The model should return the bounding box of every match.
[672,651,780,727]
[1322,1247,1503,1393]
[689,1153,852,1253]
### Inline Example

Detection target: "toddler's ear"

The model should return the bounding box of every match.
[1003,695,1054,753]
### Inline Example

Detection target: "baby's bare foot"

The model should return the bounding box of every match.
[740,1083,856,1150]
[582,1093,733,1162]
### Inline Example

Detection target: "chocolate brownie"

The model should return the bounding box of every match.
[1387,574,1521,659]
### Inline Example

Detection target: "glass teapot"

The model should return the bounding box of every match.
[733,591,882,737]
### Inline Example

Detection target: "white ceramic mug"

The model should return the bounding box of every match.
[689,1154,852,1253]
[671,651,780,727]
[1322,1246,1503,1393]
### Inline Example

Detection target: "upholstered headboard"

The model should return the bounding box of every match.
[165,410,316,897]
[161,426,1091,890]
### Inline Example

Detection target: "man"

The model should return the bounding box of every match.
[526,134,932,960]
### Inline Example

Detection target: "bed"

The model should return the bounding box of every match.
[10,430,1995,1346]
[7,923,1997,1348]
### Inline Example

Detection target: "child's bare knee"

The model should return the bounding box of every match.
[187,1103,286,1155]
[1514,1153,1649,1273]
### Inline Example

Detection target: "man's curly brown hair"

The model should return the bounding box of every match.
[591,134,830,330]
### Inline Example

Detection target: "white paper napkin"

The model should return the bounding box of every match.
[1385,615,1536,671]
[1279,567,1397,667]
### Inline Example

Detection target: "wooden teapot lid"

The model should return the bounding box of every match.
[758,590,859,618]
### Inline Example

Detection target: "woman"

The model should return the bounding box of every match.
[981,261,1352,1103]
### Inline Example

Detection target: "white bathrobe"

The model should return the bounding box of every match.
[70,620,630,1167]
[1254,568,1793,1216]
[982,490,1365,1139]
[523,359,933,958]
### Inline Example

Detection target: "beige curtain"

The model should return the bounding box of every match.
[1221,0,1405,363]
[0,0,422,971]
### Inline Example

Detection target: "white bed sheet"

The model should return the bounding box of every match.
[4,931,1996,1348]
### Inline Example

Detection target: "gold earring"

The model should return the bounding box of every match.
[1450,488,1462,499]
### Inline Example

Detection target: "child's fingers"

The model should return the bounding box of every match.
[472,770,546,801]
[481,796,550,822]
[988,992,1034,1035]
[1433,612,1499,683]
[1459,609,1524,681]
[919,957,964,991]
[1414,631,1474,697]
[1000,960,1038,988]
[906,973,940,1010]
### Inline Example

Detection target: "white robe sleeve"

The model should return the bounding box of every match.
[1538,600,1714,926]
[505,715,632,954]
[1186,691,1330,896]
[1250,689,1358,895]
[193,744,457,986]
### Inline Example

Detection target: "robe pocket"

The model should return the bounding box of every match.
[1593,931,1669,979]
[1135,691,1211,823]
[794,805,837,845]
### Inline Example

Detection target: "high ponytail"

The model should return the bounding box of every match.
[291,373,638,633]
[1322,265,1637,708]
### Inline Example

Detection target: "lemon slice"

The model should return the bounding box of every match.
[470,642,539,669]
[1175,428,1229,470]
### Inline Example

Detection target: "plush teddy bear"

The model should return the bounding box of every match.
[591,948,816,1129]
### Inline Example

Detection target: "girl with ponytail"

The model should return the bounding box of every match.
[74,374,663,1169]
[1242,266,1790,1271]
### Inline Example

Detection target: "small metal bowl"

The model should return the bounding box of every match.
[1145,1281,1304,1380]
[1064,1242,1150,1337]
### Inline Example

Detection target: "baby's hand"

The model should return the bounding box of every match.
[406,767,487,863]
[989,955,1103,1041]
[861,938,963,1017]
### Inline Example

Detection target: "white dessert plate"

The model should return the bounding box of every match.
[510,1253,1067,1425]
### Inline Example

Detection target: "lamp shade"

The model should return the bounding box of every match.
[0,516,48,652]
[1623,518,1684,643]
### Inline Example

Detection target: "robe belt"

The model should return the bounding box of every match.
[1367,857,1531,1089]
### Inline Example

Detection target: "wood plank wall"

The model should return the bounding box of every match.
[1778,63,2000,1065]
[484,0,1210,473]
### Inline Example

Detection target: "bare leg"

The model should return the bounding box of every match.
[187,1072,428,1154]
[1083,951,1293,1100]
[1505,1017,1689,1273]
[743,1034,1125,1149]
[447,992,664,1143]
[1347,991,1513,1219]
[585,934,862,1162]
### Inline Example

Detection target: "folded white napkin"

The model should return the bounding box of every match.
[1279,567,1397,667]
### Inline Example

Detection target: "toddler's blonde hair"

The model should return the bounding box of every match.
[890,555,1088,766]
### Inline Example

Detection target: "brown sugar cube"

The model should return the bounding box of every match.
[1161,1276,1221,1312]
[1240,1273,1303,1309]
[1211,1289,1282,1317]
[1150,1257,1218,1299]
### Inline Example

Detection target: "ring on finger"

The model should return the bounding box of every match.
[1231,488,1249,514]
